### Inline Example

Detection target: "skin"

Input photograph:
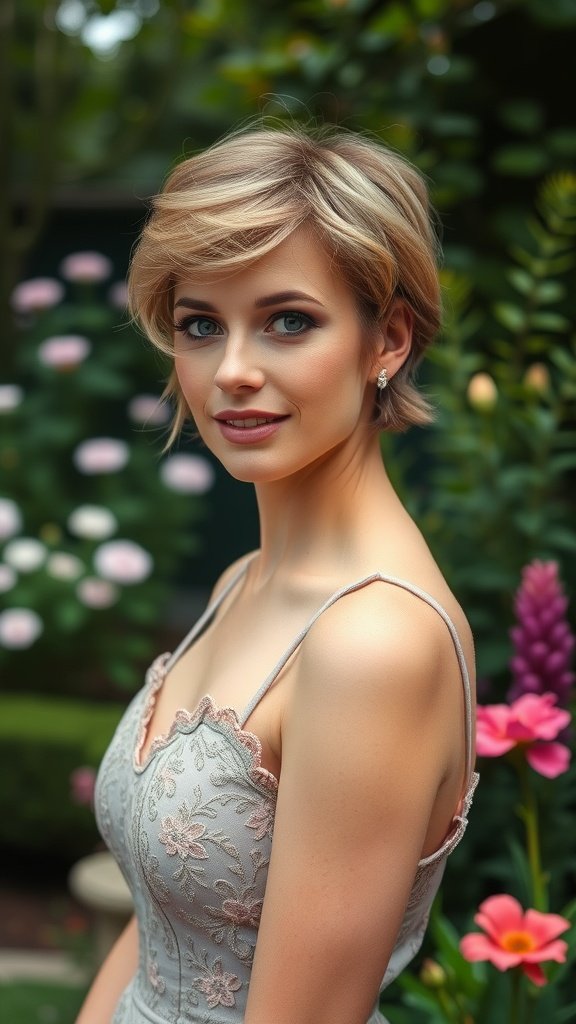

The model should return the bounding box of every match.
[76,226,475,1024]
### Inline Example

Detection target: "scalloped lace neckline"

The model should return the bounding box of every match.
[133,652,279,793]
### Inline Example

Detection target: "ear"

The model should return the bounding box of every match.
[370,298,413,381]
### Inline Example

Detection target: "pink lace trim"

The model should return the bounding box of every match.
[133,653,278,796]
[134,652,477,867]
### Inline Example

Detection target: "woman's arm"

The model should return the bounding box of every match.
[245,585,470,1024]
[75,914,138,1024]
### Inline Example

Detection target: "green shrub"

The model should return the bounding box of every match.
[0,981,86,1024]
[0,694,122,861]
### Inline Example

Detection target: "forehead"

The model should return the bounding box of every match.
[172,226,353,306]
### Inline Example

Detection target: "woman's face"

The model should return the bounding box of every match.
[172,226,379,484]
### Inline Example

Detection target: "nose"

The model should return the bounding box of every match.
[213,334,265,394]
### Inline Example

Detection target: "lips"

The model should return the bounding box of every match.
[213,410,289,444]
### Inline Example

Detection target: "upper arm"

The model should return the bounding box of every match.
[245,587,464,1024]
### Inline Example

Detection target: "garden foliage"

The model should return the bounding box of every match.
[1,258,213,694]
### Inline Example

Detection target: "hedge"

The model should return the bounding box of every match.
[0,694,123,861]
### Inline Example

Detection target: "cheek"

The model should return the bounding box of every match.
[290,339,367,406]
[174,358,203,412]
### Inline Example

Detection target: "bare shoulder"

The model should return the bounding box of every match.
[295,576,473,712]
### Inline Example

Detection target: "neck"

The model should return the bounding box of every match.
[250,434,407,586]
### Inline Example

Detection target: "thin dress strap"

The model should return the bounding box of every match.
[164,555,255,673]
[239,573,475,786]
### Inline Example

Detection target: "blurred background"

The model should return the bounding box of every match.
[1,1,575,1021]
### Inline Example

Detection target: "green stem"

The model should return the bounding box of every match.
[510,968,524,1024]
[434,986,466,1024]
[519,758,547,911]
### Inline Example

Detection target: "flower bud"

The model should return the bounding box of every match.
[420,958,447,988]
[467,372,497,411]
[524,363,550,393]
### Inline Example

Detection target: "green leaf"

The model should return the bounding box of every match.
[546,127,576,157]
[493,145,550,176]
[557,1004,576,1024]
[368,3,413,37]
[546,527,576,553]
[494,302,526,332]
[534,280,565,303]
[507,267,533,296]
[550,452,576,474]
[429,113,479,138]
[530,311,570,332]
[499,99,544,135]
[54,601,89,632]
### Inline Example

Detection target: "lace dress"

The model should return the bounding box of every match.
[95,561,478,1024]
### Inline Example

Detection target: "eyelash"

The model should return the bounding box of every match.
[172,311,319,340]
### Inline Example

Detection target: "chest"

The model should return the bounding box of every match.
[95,690,278,982]
[139,585,331,775]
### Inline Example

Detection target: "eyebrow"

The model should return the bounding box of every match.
[173,290,325,312]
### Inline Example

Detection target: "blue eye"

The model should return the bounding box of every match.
[173,316,222,338]
[270,312,315,336]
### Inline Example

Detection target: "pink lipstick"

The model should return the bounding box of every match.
[213,410,289,444]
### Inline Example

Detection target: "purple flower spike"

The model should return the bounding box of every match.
[508,561,575,706]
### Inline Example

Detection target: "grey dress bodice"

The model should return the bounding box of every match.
[95,560,478,1024]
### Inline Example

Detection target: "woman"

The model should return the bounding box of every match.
[77,126,478,1024]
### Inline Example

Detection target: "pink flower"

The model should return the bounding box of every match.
[59,251,112,283]
[73,438,129,474]
[0,564,17,593]
[0,497,22,540]
[0,608,43,649]
[93,539,152,584]
[508,560,574,705]
[68,504,117,540]
[38,335,91,370]
[0,385,23,412]
[70,766,96,807]
[128,394,170,425]
[76,577,119,609]
[46,552,84,581]
[476,693,571,778]
[11,278,64,313]
[460,894,570,987]
[3,538,46,572]
[108,281,129,309]
[160,454,215,494]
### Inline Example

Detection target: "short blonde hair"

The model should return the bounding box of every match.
[128,125,441,440]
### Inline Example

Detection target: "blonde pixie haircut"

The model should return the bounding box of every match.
[128,125,441,440]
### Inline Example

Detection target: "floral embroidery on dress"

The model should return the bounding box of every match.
[193,959,242,1009]
[245,799,275,840]
[147,955,166,994]
[202,879,264,964]
[152,755,185,801]
[158,802,209,859]
[221,895,262,928]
